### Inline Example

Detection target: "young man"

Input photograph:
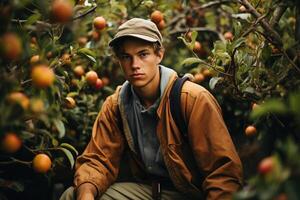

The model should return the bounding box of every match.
[60,18,243,200]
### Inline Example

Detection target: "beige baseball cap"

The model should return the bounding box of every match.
[108,18,163,47]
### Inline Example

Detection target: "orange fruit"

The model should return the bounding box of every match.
[30,55,40,65]
[93,16,106,30]
[239,5,246,12]
[251,102,260,110]
[202,68,212,78]
[1,132,22,153]
[31,64,55,88]
[101,77,110,86]
[157,19,165,30]
[193,73,205,84]
[85,70,98,86]
[0,32,22,61]
[224,31,233,41]
[32,153,52,173]
[73,65,85,77]
[94,78,103,90]
[51,0,73,23]
[258,156,274,175]
[193,41,202,53]
[150,10,163,24]
[77,36,88,47]
[61,53,72,66]
[7,92,30,110]
[245,125,257,137]
[65,96,76,109]
[30,98,45,113]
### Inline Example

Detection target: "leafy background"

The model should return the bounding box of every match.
[0,0,299,199]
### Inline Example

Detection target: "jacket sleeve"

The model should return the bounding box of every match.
[184,84,243,199]
[73,94,124,197]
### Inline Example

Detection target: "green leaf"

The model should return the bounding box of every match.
[53,119,65,138]
[289,93,300,114]
[78,48,96,57]
[209,77,222,90]
[58,147,75,169]
[181,57,205,69]
[212,41,227,54]
[250,99,287,119]
[85,54,97,63]
[25,12,41,26]
[60,143,78,156]
[231,37,245,50]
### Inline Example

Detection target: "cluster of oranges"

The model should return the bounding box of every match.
[150,10,165,30]
[1,132,52,173]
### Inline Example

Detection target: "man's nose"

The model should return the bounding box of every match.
[131,56,140,69]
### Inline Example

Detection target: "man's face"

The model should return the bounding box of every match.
[117,38,164,89]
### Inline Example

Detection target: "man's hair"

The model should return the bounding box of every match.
[111,36,164,58]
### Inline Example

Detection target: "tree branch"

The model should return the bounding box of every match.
[269,4,287,28]
[169,27,225,42]
[238,0,283,47]
[72,5,97,21]
[193,0,232,10]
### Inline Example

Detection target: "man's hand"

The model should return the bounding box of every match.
[76,183,97,200]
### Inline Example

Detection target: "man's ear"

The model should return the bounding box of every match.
[156,48,165,64]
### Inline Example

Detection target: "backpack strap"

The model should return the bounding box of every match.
[170,76,189,140]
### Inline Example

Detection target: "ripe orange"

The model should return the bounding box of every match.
[30,55,40,65]
[193,41,202,53]
[7,92,30,110]
[93,16,106,30]
[65,96,76,109]
[51,0,73,23]
[77,36,88,47]
[239,5,246,12]
[258,156,274,175]
[0,33,22,61]
[30,98,45,113]
[150,10,163,24]
[193,73,205,84]
[1,132,22,154]
[251,102,260,110]
[31,64,55,88]
[245,125,257,137]
[73,65,85,77]
[224,31,234,41]
[61,53,72,66]
[101,77,110,86]
[202,68,212,78]
[32,153,52,173]
[94,78,103,90]
[85,70,98,86]
[157,19,165,30]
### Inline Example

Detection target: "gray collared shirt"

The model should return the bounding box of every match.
[126,66,175,177]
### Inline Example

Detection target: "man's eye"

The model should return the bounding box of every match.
[140,53,148,58]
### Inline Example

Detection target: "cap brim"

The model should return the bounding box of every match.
[109,34,158,47]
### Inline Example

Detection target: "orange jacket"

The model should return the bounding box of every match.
[74,72,243,199]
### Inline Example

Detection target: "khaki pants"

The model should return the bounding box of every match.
[60,182,187,200]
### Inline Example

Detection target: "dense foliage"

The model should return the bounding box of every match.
[0,0,299,199]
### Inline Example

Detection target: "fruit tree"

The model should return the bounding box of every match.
[0,0,299,199]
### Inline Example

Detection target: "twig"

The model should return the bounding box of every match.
[170,27,225,42]
[11,19,52,28]
[269,4,287,28]
[255,30,300,72]
[238,0,283,47]
[193,0,232,10]
[0,157,31,166]
[72,5,97,21]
